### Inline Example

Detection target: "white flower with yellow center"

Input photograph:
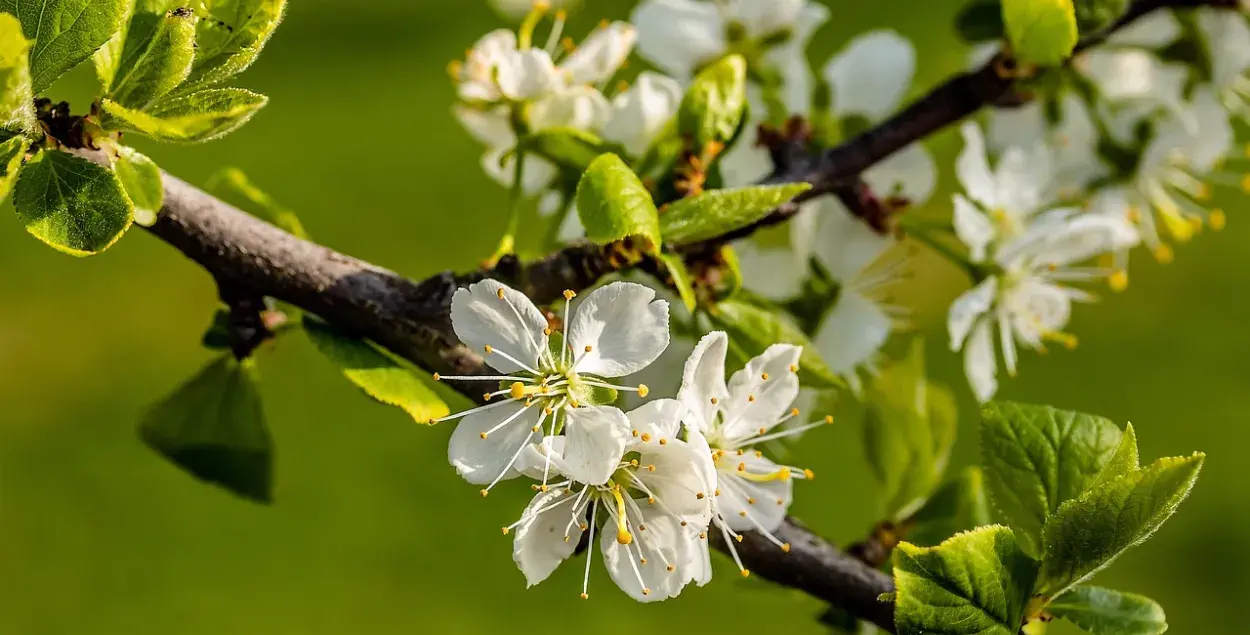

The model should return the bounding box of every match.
[507,400,716,601]
[678,331,828,576]
[436,280,669,495]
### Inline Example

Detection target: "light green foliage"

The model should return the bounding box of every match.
[905,467,993,547]
[521,127,621,179]
[1049,586,1167,635]
[1038,453,1204,597]
[894,526,1040,635]
[677,54,747,148]
[0,13,35,134]
[139,356,272,503]
[574,153,661,252]
[106,7,197,108]
[659,183,811,245]
[304,319,450,425]
[13,149,134,255]
[206,166,306,238]
[863,339,958,519]
[658,252,697,312]
[0,134,27,199]
[1072,0,1129,34]
[708,295,843,390]
[1002,0,1078,66]
[0,0,128,91]
[1091,422,1139,489]
[113,145,163,226]
[177,0,286,93]
[981,401,1124,556]
[100,87,268,142]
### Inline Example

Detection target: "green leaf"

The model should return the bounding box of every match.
[677,54,747,148]
[113,144,163,226]
[139,356,272,503]
[13,149,133,255]
[1048,586,1167,635]
[658,252,697,313]
[304,318,450,425]
[707,295,844,390]
[201,308,232,351]
[1091,422,1139,489]
[575,153,661,252]
[206,166,306,238]
[980,401,1125,556]
[0,13,36,134]
[906,467,993,547]
[1037,453,1204,597]
[177,0,285,93]
[100,87,267,142]
[893,525,1040,635]
[957,0,1006,43]
[659,183,810,245]
[863,339,958,519]
[1072,0,1129,34]
[105,7,197,108]
[1002,0,1079,66]
[1,0,129,92]
[521,127,621,178]
[0,134,27,199]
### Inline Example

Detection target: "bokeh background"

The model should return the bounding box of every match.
[2,0,1246,633]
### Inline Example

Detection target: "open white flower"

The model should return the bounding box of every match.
[949,213,1139,402]
[986,94,1110,198]
[952,122,1054,262]
[508,400,716,601]
[437,280,670,495]
[678,331,829,576]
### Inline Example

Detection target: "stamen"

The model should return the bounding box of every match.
[429,396,521,423]
[611,487,633,545]
[482,345,541,375]
[736,465,793,483]
[581,504,596,600]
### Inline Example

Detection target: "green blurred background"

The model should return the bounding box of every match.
[1,0,1245,633]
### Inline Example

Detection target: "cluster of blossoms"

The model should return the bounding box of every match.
[433,280,827,601]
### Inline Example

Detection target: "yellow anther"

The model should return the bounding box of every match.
[698,532,706,539]
[1126,206,1142,223]
[736,449,745,456]
[598,18,609,27]
[757,427,766,435]
[510,382,526,399]
[584,345,593,353]
[432,372,441,381]
[1153,245,1174,264]
[560,36,575,52]
[501,527,509,535]
[696,492,705,500]
[647,464,655,472]
[564,536,570,543]
[740,569,751,578]
[480,489,488,497]
[1109,271,1129,293]
[484,345,493,354]
[580,592,589,600]
[638,524,647,531]
[754,451,762,458]
[681,521,688,527]
[761,372,769,380]
[615,79,629,94]
[788,364,798,373]
[544,406,554,415]
[617,529,633,545]
[747,395,756,403]
[659,438,668,445]
[446,60,463,80]
[714,488,721,496]
[710,397,718,405]
[824,415,834,424]
[1210,209,1227,232]
[630,459,639,467]
[563,289,577,300]
[738,511,747,518]
[540,484,549,492]
[496,288,506,299]
[570,400,580,408]
[479,432,489,440]
[803,468,815,480]
[543,327,552,336]
[647,496,655,504]
[579,523,588,531]
[1241,174,1250,193]
[640,558,647,565]
[637,384,649,398]
[781,543,791,553]
[631,429,639,437]
[554,8,567,20]
[747,497,756,505]
[776,498,784,505]
[790,408,800,417]
[666,564,675,572]
[641,433,652,442]
[737,462,746,472]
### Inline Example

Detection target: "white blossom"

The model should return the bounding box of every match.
[952,122,1054,262]
[601,71,683,157]
[986,94,1110,198]
[1195,9,1250,122]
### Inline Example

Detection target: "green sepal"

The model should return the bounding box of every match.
[520,127,623,179]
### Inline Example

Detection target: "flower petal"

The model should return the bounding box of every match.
[602,71,683,156]
[1198,8,1250,89]
[733,240,806,301]
[528,85,612,132]
[1108,10,1180,47]
[448,404,539,484]
[963,319,998,403]
[762,2,831,113]
[454,105,515,147]
[636,432,717,521]
[678,331,730,434]
[994,143,1051,217]
[513,488,584,586]
[956,122,999,208]
[864,142,937,205]
[823,30,916,120]
[948,276,997,350]
[563,405,631,486]
[1004,278,1072,347]
[480,147,559,196]
[812,200,894,282]
[986,101,1047,154]
[568,281,671,377]
[496,48,562,101]
[451,280,548,373]
[813,289,892,375]
[560,21,637,86]
[722,344,802,442]
[600,506,694,601]
[718,119,774,187]
[625,398,688,440]
[953,193,995,263]
[631,0,726,78]
[718,453,793,533]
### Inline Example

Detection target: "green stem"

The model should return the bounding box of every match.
[493,150,527,260]
[903,225,978,280]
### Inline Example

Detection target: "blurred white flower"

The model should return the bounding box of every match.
[1194,10,1250,123]
[986,94,1110,198]
[489,0,577,21]
[601,71,683,156]
[952,122,1054,262]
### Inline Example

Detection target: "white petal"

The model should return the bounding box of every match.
[496,48,562,101]
[625,398,688,440]
[997,307,1018,378]
[1081,50,1168,102]
[956,122,999,208]
[600,506,693,601]
[721,344,802,442]
[529,86,612,132]
[1198,9,1250,89]
[733,241,806,301]
[560,22,637,86]
[631,0,726,78]
[718,454,793,532]
[513,488,582,586]
[1051,94,1111,192]
[812,201,893,282]
[725,0,806,38]
[1108,10,1180,47]
[451,280,548,373]
[1021,213,1140,269]
[948,276,997,350]
[823,30,916,120]
[952,193,996,263]
[813,290,892,375]
[717,121,773,187]
[864,142,937,205]
[1004,278,1072,347]
[562,405,631,486]
[986,101,1047,154]
[448,404,539,484]
[762,2,831,113]
[635,432,717,521]
[602,72,683,156]
[459,29,518,101]
[1180,86,1234,172]
[480,147,558,195]
[678,331,730,434]
[994,143,1052,217]
[788,201,820,265]
[963,319,998,403]
[454,105,515,147]
[568,281,671,377]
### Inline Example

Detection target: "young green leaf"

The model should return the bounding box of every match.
[139,356,272,503]
[0,13,36,135]
[707,295,844,390]
[574,153,662,252]
[677,54,747,148]
[304,319,450,425]
[1091,422,1139,489]
[13,149,134,255]
[905,467,993,547]
[176,0,286,93]
[659,183,811,245]
[0,0,129,92]
[980,401,1125,556]
[520,127,622,178]
[106,7,197,108]
[100,87,268,142]
[863,339,958,519]
[658,252,697,312]
[1073,0,1129,34]
[206,166,306,238]
[1037,453,1204,597]
[1048,586,1167,635]
[1002,0,1078,66]
[0,134,28,199]
[894,525,1040,635]
[113,145,163,226]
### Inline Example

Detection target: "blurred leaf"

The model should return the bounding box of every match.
[521,127,621,179]
[114,145,163,226]
[1002,0,1078,66]
[708,295,843,390]
[105,7,197,108]
[100,87,267,142]
[906,467,992,547]
[1072,0,1129,34]
[956,0,1006,43]
[894,526,1039,635]
[140,356,272,503]
[0,0,128,91]
[0,135,27,200]
[864,339,957,519]
[658,252,697,312]
[13,149,134,255]
[176,0,286,93]
[206,166,306,238]
[575,153,661,253]
[0,14,36,135]
[201,308,232,351]
[1037,453,1204,597]
[678,54,747,148]
[980,401,1124,556]
[659,183,810,245]
[305,318,450,424]
[1049,586,1167,635]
